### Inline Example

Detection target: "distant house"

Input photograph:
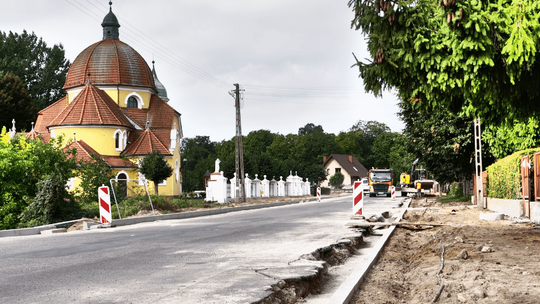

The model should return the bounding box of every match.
[321,154,368,188]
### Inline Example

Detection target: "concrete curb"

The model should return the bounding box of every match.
[0,225,57,238]
[327,198,412,304]
[0,195,347,238]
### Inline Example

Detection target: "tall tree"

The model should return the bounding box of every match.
[0,30,70,112]
[181,136,217,192]
[398,102,481,184]
[348,0,540,126]
[294,123,337,183]
[298,123,324,136]
[482,117,540,160]
[0,71,37,131]
[139,151,173,195]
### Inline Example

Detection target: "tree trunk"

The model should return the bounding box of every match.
[154,181,159,195]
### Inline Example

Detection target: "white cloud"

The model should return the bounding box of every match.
[0,0,404,142]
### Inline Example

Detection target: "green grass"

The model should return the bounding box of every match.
[436,196,470,204]
[103,195,231,219]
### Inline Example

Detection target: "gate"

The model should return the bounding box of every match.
[521,155,531,217]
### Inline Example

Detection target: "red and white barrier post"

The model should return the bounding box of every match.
[317,187,321,202]
[99,185,112,224]
[353,181,363,216]
[391,185,396,199]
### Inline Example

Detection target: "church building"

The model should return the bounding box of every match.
[29,4,183,196]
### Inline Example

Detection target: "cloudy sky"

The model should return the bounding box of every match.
[1,0,404,142]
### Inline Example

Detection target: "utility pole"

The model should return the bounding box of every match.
[474,117,484,209]
[233,83,246,203]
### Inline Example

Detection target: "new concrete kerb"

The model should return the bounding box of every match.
[0,195,348,238]
[327,197,412,304]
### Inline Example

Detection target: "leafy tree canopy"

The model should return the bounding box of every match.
[329,171,345,188]
[482,117,540,160]
[398,102,494,184]
[139,151,173,195]
[0,71,37,131]
[349,0,540,125]
[0,130,77,229]
[0,30,70,112]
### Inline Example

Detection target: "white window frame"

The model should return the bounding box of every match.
[175,159,179,182]
[115,171,129,181]
[122,131,128,149]
[125,92,144,109]
[113,129,123,151]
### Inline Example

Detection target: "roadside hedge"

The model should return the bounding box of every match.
[486,148,540,199]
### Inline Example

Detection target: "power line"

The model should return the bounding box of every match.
[66,0,231,89]
[65,1,365,100]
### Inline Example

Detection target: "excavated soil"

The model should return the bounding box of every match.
[352,198,540,304]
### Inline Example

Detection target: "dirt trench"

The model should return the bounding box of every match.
[254,232,367,304]
[352,199,540,304]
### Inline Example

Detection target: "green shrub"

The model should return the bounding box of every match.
[486,147,540,199]
[19,173,83,228]
[437,181,469,204]
[447,182,464,198]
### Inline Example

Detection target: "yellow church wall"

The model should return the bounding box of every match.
[117,90,151,109]
[51,126,126,156]
[66,87,152,110]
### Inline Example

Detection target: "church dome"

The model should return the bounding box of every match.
[63,3,155,91]
[63,39,155,90]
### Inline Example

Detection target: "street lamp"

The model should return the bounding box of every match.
[182,158,187,196]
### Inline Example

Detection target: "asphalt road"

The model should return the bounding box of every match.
[0,194,402,304]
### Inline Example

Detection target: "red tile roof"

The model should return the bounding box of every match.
[147,95,176,129]
[24,129,40,140]
[63,39,155,90]
[123,129,170,156]
[34,96,70,142]
[64,139,101,163]
[49,84,133,128]
[64,139,135,168]
[121,107,147,129]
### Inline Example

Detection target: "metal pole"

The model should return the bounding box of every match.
[234,83,246,203]
[474,117,484,208]
[109,179,122,220]
[144,179,156,216]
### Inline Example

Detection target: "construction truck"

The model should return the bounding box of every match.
[368,168,394,197]
[399,159,437,196]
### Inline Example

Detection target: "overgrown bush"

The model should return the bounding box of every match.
[447,182,464,198]
[0,130,77,229]
[486,148,540,199]
[19,172,83,228]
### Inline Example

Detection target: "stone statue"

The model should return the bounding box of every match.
[215,158,220,172]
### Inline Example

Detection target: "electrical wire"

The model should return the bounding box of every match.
[65,0,231,89]
[65,0,364,102]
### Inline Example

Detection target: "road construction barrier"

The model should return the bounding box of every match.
[317,187,321,202]
[391,186,396,199]
[353,181,363,216]
[99,185,112,224]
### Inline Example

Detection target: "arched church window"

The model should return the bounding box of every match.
[127,96,138,108]
[115,132,120,149]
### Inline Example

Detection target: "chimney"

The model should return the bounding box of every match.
[349,155,353,163]
[323,156,327,163]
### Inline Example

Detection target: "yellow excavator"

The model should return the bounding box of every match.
[400,159,436,197]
